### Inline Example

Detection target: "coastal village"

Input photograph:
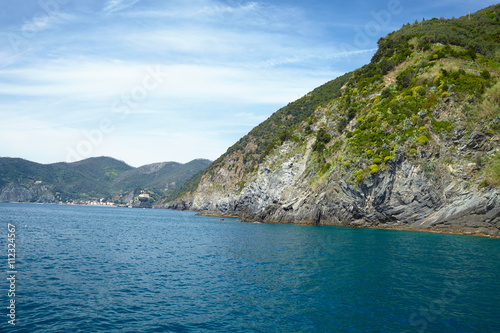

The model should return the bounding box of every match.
[62,190,155,208]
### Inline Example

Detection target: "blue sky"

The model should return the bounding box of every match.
[0,0,494,166]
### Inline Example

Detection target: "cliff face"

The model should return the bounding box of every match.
[168,5,500,236]
[170,138,499,236]
[0,183,55,203]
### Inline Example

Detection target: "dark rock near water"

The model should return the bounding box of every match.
[167,145,500,236]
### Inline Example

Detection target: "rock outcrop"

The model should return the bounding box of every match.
[168,142,500,236]
[0,183,55,203]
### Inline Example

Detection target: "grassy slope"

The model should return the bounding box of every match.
[296,4,500,188]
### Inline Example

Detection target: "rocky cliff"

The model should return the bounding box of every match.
[0,182,55,203]
[166,5,500,237]
[170,138,499,236]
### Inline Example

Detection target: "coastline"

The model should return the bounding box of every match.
[195,210,500,239]
[3,202,498,238]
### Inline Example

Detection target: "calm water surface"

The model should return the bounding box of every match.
[1,203,499,332]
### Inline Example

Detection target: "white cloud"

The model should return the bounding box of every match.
[0,51,18,69]
[19,11,75,35]
[0,116,79,163]
[0,58,337,106]
[103,0,141,14]
[0,0,381,165]
[0,54,340,165]
[123,1,302,28]
[65,131,228,167]
[235,112,268,123]
[0,61,159,97]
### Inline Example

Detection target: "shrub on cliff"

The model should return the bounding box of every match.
[485,153,500,186]
[313,128,332,153]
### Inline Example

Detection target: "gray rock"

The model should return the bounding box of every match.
[0,183,56,203]
[465,131,485,150]
[0,183,33,202]
[167,140,500,237]
[452,127,465,144]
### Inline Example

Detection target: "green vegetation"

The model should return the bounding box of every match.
[0,157,132,201]
[113,159,211,194]
[163,168,207,202]
[312,128,332,153]
[484,152,500,186]
[374,6,500,63]
[0,157,210,202]
[298,4,500,185]
[469,80,500,130]
[240,71,352,163]
[416,136,429,145]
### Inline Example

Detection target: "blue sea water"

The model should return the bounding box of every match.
[0,203,499,332]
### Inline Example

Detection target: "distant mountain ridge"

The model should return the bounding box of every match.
[112,159,213,192]
[0,156,211,204]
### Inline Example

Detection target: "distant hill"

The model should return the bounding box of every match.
[0,156,211,203]
[111,159,212,192]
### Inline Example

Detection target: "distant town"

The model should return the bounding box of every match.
[59,190,158,208]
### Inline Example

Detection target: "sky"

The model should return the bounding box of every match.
[0,0,494,167]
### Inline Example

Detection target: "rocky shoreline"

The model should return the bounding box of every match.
[196,210,499,238]
[167,148,500,238]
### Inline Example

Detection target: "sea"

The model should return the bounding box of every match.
[0,202,499,332]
